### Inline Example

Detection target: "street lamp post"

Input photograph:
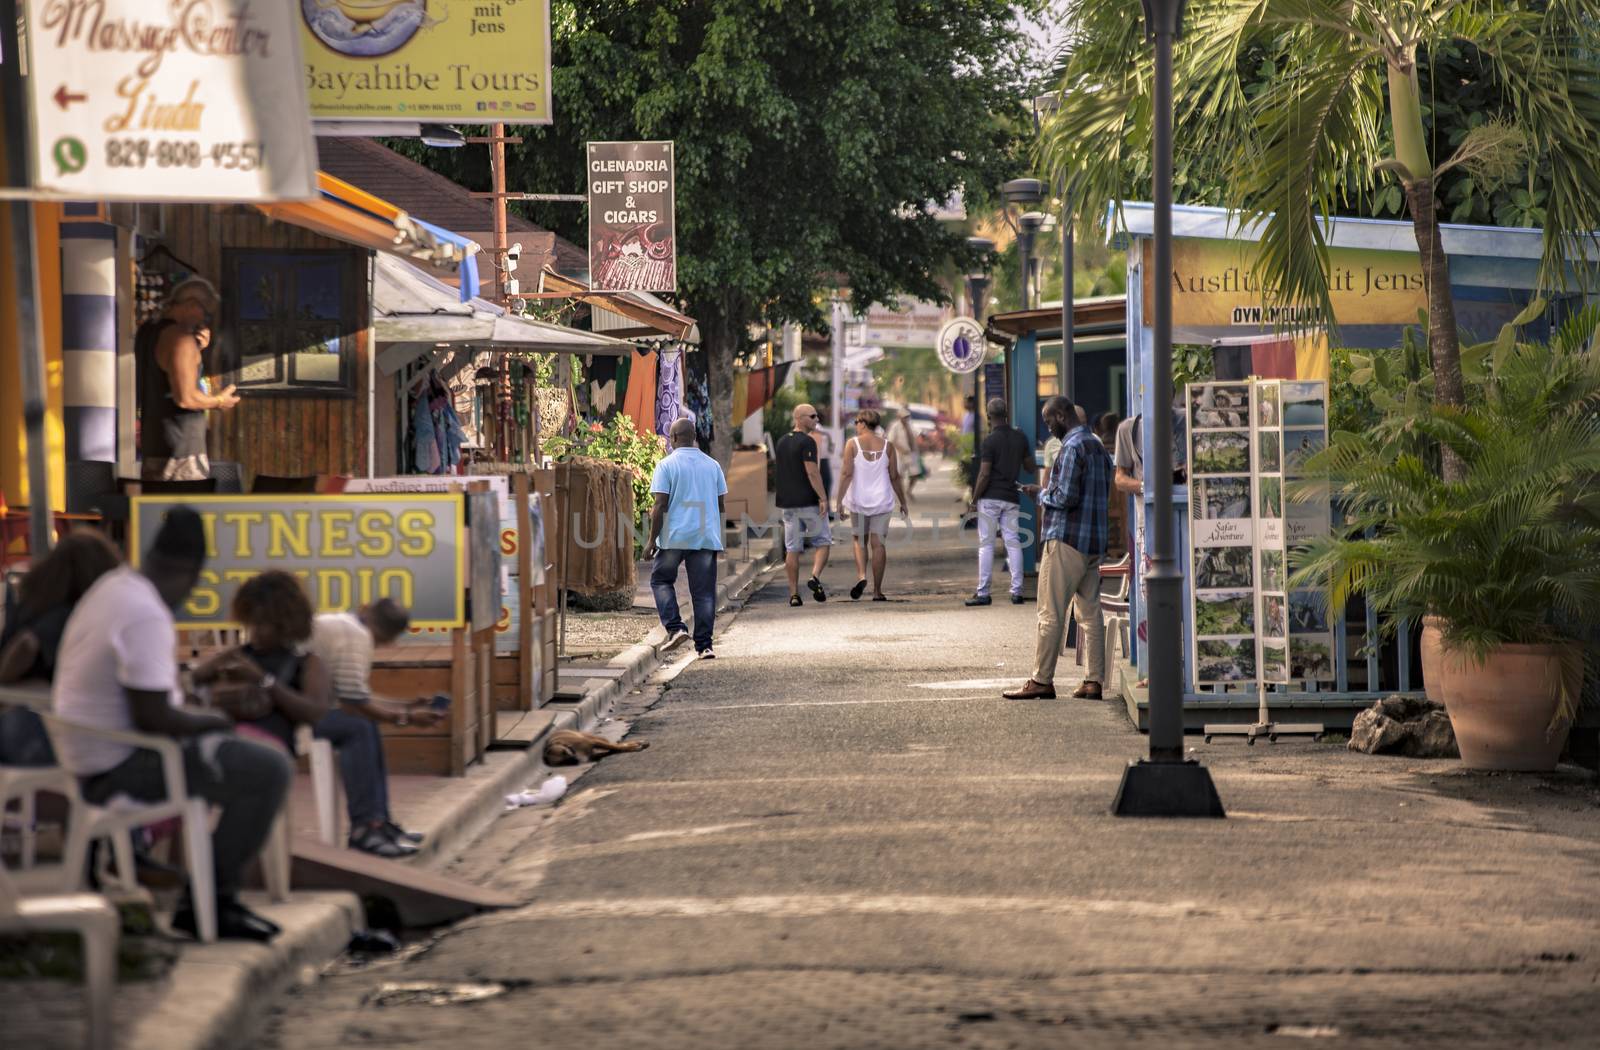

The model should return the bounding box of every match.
[964,236,995,459]
[1017,212,1046,310]
[1001,179,1045,314]
[1033,93,1073,403]
[1113,0,1225,818]
[964,236,994,325]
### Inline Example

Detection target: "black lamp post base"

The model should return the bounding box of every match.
[1111,759,1226,818]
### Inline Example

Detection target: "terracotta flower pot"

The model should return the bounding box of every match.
[1419,616,1445,703]
[1436,640,1578,771]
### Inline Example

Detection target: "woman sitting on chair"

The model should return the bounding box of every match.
[0,530,123,765]
[194,572,422,859]
[194,572,333,761]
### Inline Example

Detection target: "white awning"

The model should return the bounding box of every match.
[372,253,633,374]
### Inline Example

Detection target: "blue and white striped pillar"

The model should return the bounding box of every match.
[60,219,117,463]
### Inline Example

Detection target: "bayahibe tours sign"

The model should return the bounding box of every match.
[14,0,318,201]
[301,0,552,123]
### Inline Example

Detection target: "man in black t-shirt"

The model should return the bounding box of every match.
[965,398,1035,606]
[774,404,833,606]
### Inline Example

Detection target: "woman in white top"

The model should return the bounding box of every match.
[835,408,910,601]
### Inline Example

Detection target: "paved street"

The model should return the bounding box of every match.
[254,470,1600,1049]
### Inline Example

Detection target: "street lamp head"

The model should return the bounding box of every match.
[1140,0,1187,39]
[1001,178,1045,208]
[1032,93,1062,119]
[1018,211,1047,234]
[965,235,996,275]
[419,124,465,148]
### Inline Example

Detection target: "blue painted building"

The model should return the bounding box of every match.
[989,202,1588,729]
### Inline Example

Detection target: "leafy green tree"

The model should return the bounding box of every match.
[1044,0,1600,480]
[405,0,1034,464]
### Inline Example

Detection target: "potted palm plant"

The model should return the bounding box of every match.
[1294,315,1600,770]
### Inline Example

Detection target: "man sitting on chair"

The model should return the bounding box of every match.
[52,507,290,942]
[307,600,444,857]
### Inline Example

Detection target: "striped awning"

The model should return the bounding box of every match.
[257,172,481,302]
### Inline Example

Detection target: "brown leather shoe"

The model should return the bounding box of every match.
[1002,680,1056,700]
[1071,682,1103,700]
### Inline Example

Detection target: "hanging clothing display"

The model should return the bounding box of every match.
[655,345,686,438]
[588,356,620,416]
[407,371,466,475]
[684,348,714,450]
[621,347,658,437]
[745,361,795,417]
[1212,332,1329,383]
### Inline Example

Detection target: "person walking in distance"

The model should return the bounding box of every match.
[965,398,1034,606]
[1004,396,1113,700]
[812,420,835,519]
[775,403,833,606]
[834,408,909,601]
[646,417,728,659]
[887,410,922,502]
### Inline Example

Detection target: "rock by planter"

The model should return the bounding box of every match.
[1349,696,1460,759]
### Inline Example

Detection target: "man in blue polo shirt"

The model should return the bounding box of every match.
[646,417,728,659]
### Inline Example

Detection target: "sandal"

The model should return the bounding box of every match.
[872,594,888,602]
[808,577,827,602]
[789,595,803,607]
[850,579,867,601]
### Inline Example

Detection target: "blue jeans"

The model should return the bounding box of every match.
[652,548,718,652]
[314,705,391,829]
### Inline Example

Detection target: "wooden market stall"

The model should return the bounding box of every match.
[130,489,495,776]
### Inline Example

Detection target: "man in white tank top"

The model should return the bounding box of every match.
[835,408,910,600]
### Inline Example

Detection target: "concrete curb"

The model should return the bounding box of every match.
[126,893,363,1050]
[133,539,784,1050]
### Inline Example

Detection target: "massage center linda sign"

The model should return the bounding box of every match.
[301,0,552,123]
[130,495,465,630]
[11,0,318,201]
[1142,238,1428,331]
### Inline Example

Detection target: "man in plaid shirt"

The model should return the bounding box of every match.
[1004,396,1113,701]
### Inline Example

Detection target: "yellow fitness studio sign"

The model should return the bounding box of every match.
[1143,237,1428,331]
[301,1,551,123]
[130,494,466,629]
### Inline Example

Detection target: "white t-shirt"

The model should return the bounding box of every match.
[310,611,375,704]
[51,567,181,776]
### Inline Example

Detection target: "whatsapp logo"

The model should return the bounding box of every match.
[52,137,88,176]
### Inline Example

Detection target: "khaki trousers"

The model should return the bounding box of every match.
[1033,539,1103,686]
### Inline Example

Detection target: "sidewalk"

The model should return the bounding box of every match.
[1,540,781,1050]
[254,460,1600,1048]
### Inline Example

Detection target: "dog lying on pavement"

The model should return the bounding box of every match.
[543,729,650,766]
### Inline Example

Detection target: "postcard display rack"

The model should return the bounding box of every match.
[1185,379,1331,744]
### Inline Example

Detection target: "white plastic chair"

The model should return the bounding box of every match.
[0,766,119,1050]
[296,724,342,847]
[1074,553,1132,667]
[37,715,294,940]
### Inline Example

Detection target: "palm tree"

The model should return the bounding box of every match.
[1042,0,1600,480]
